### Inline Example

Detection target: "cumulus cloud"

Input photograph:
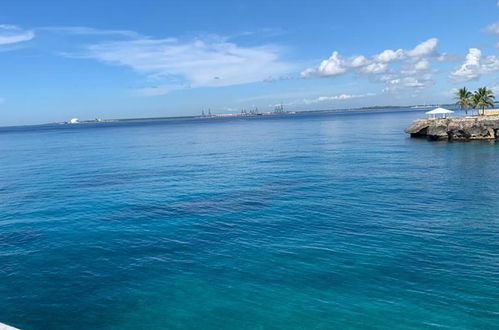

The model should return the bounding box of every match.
[362,62,388,74]
[414,59,430,70]
[84,36,294,94]
[300,38,439,78]
[0,25,34,45]
[403,76,427,88]
[374,49,404,63]
[300,51,347,77]
[382,74,433,92]
[450,48,499,82]
[350,55,369,67]
[405,38,438,57]
[400,58,431,75]
[481,56,499,73]
[300,38,440,93]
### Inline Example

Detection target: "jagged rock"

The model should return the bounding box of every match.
[405,116,499,141]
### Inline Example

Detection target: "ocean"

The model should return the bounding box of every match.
[1,109,498,329]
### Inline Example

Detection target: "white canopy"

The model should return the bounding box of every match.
[426,107,454,115]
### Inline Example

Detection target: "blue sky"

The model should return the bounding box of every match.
[0,0,498,125]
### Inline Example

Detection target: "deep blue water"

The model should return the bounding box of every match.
[1,109,498,329]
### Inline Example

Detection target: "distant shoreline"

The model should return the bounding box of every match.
[1,104,456,129]
[61,104,452,125]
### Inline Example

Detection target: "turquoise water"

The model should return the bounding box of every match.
[1,110,498,329]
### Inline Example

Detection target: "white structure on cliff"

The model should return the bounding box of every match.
[426,107,454,118]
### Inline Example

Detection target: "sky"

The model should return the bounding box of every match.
[0,0,498,126]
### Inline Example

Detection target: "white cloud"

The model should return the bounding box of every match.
[406,38,438,57]
[0,25,34,45]
[481,55,499,73]
[84,36,295,94]
[400,58,431,75]
[350,55,369,67]
[450,48,499,82]
[374,49,404,63]
[414,59,430,70]
[300,38,440,94]
[450,48,481,81]
[300,38,439,79]
[303,93,375,104]
[378,74,399,83]
[403,77,426,88]
[267,92,376,107]
[362,62,388,74]
[382,73,432,92]
[300,51,347,77]
[484,22,499,35]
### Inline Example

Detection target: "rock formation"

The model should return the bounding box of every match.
[405,116,499,141]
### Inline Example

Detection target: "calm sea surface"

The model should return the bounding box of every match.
[1,109,498,329]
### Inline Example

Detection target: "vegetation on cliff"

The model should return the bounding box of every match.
[455,87,495,116]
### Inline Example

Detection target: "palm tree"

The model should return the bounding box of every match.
[455,87,472,115]
[472,87,495,115]
[471,93,481,116]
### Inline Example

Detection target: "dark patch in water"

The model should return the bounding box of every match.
[0,230,42,247]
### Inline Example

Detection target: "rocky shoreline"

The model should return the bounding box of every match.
[405,116,499,141]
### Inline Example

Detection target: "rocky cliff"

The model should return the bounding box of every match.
[405,116,499,141]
